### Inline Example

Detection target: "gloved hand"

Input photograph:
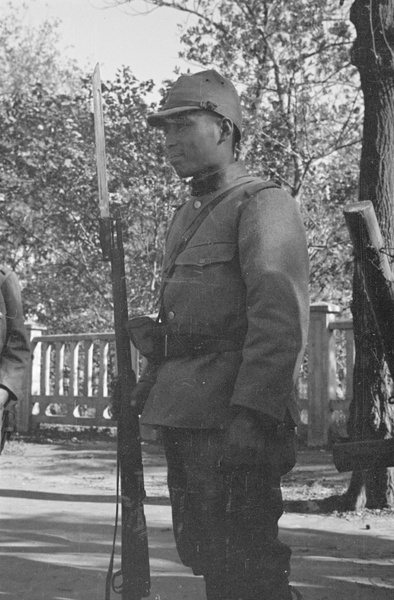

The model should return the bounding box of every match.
[130,361,159,414]
[221,407,280,469]
[110,362,158,420]
[130,380,154,414]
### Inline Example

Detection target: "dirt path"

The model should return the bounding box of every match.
[1,437,394,600]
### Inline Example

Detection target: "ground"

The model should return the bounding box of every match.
[1,430,394,600]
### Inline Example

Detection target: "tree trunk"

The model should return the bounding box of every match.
[345,0,394,509]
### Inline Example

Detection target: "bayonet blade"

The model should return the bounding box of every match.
[92,63,110,219]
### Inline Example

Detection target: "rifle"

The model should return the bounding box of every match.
[333,437,394,472]
[92,63,150,600]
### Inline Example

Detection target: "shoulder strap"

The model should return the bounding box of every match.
[242,179,280,197]
[158,179,279,318]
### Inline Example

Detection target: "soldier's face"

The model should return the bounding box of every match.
[161,112,224,179]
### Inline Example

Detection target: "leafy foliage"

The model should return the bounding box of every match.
[114,0,362,307]
[0,0,364,334]
[0,66,187,332]
[0,1,82,98]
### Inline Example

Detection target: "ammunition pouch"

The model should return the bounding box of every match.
[127,317,166,361]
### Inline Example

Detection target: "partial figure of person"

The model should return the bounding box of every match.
[0,266,31,454]
[130,70,309,600]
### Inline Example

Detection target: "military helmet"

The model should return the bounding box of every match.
[147,70,243,139]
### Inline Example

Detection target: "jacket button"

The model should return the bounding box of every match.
[193,200,202,209]
[168,311,175,320]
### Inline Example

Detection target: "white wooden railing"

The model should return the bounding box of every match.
[19,303,352,446]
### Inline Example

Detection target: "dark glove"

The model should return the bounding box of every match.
[221,407,279,468]
[130,380,154,414]
[222,407,297,473]
[111,362,158,419]
[130,361,159,414]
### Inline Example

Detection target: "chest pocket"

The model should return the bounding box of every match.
[175,242,236,267]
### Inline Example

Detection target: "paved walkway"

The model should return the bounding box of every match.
[1,440,393,600]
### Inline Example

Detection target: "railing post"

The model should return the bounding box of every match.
[345,328,355,404]
[307,302,340,446]
[19,322,47,433]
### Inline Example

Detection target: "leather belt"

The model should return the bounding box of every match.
[162,335,243,358]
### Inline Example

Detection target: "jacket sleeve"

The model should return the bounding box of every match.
[0,272,31,401]
[230,188,309,423]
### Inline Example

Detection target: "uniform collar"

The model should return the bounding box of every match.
[190,161,249,196]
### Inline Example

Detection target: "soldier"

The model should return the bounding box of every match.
[0,266,31,453]
[131,70,309,600]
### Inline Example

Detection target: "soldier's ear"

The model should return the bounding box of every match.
[219,117,234,143]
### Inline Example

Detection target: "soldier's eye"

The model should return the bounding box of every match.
[161,116,191,135]
[175,118,189,130]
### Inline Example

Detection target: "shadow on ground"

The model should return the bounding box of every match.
[1,505,394,600]
[1,438,394,600]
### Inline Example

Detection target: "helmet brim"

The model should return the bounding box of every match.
[147,106,203,127]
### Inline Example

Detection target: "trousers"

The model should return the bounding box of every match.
[162,427,293,600]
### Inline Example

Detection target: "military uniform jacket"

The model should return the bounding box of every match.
[0,267,31,401]
[141,162,310,429]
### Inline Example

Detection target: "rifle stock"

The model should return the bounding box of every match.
[92,64,150,600]
[333,438,394,472]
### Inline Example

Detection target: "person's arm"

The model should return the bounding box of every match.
[0,272,31,402]
[223,189,309,467]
